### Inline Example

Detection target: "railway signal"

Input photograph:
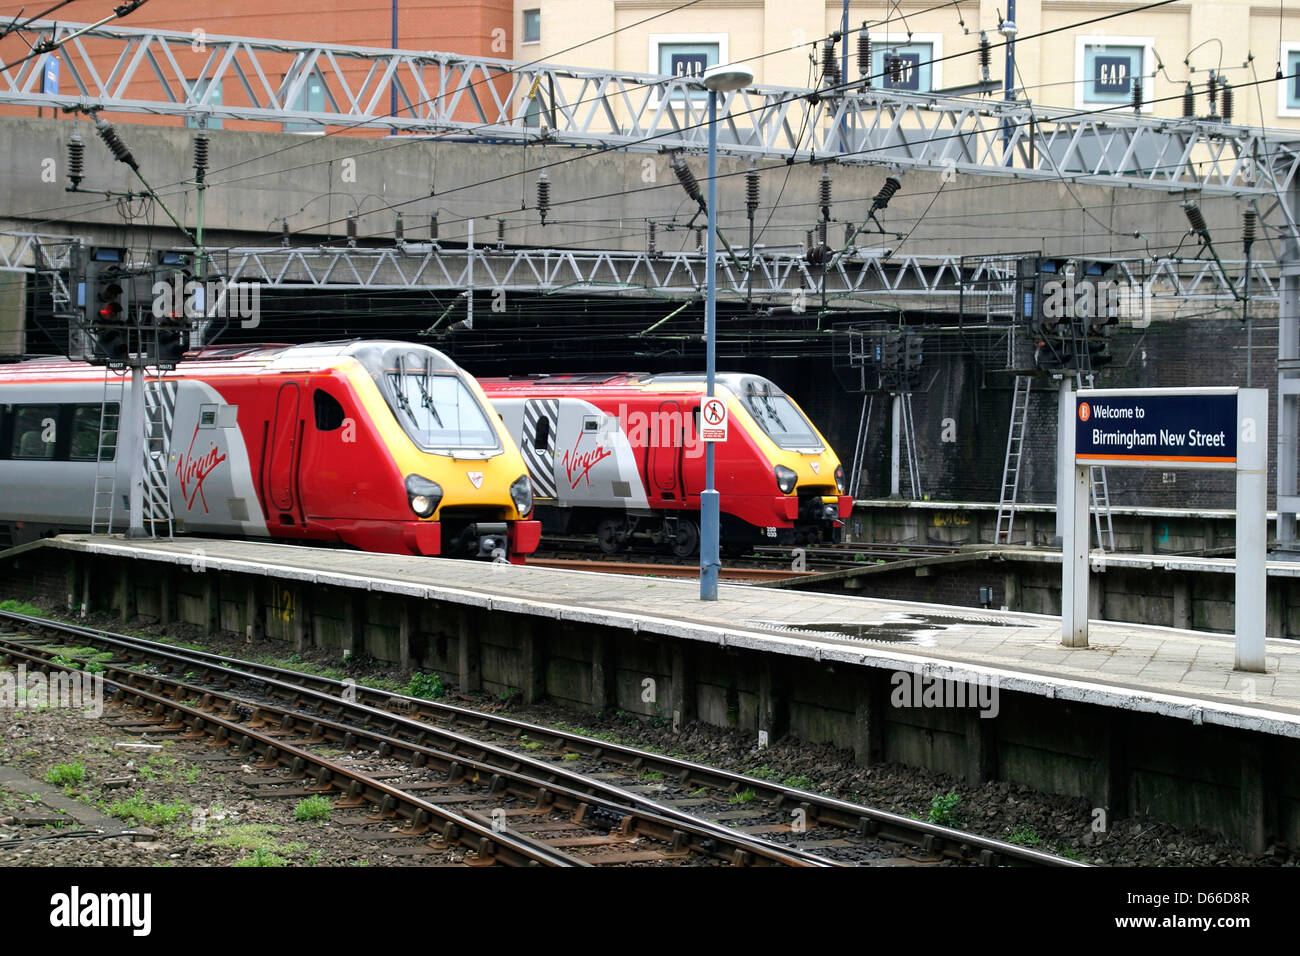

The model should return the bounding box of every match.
[904,333,924,390]
[84,247,130,366]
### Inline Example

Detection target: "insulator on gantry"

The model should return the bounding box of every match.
[858,27,871,84]
[395,213,404,243]
[193,131,209,184]
[94,116,137,169]
[67,134,85,189]
[819,166,832,221]
[536,171,551,226]
[1182,83,1195,119]
[978,32,991,83]
[671,154,705,208]
[648,221,657,257]
[1207,72,1219,118]
[822,38,841,88]
[346,214,357,245]
[430,213,439,241]
[872,175,902,210]
[1132,77,1143,114]
[1242,208,1257,252]
[887,53,904,84]
[746,164,760,219]
[1221,82,1233,122]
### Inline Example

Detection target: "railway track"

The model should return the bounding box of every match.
[0,610,1082,867]
[0,617,824,867]
[532,538,965,579]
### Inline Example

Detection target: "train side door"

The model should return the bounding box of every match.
[649,400,683,500]
[263,383,300,517]
[522,398,559,501]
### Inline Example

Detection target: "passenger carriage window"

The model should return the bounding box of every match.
[69,404,109,461]
[533,416,550,451]
[10,405,59,459]
[314,389,346,431]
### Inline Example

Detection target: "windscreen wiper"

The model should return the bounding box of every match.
[415,357,444,428]
[390,356,420,428]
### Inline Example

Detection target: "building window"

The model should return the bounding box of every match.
[868,35,941,93]
[1280,44,1300,116]
[648,34,728,103]
[283,75,326,134]
[186,77,222,130]
[523,9,540,45]
[1074,36,1154,112]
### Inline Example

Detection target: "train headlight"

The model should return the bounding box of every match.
[834,464,846,494]
[774,465,797,495]
[510,474,533,517]
[405,475,443,518]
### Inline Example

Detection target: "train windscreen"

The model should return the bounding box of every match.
[382,352,501,453]
[737,378,823,451]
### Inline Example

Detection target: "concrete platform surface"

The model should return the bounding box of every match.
[39,535,1300,739]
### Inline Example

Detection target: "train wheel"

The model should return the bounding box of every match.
[597,519,625,555]
[670,519,699,558]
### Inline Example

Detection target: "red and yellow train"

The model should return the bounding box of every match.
[0,341,541,560]
[480,372,852,555]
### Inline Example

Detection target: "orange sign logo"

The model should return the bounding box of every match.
[1078,402,1091,422]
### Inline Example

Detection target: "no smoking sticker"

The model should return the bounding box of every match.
[701,397,728,442]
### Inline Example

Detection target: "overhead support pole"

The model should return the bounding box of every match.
[1277,173,1300,548]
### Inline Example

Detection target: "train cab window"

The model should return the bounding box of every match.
[69,404,111,461]
[10,405,58,459]
[314,389,346,431]
[583,416,599,433]
[533,416,550,451]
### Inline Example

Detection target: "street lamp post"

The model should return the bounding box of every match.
[700,63,753,601]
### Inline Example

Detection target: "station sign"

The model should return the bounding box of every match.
[700,397,728,442]
[1063,386,1268,673]
[1075,389,1237,469]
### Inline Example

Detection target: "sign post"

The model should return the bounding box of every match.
[1065,388,1269,671]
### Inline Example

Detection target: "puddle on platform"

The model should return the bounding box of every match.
[744,613,1017,646]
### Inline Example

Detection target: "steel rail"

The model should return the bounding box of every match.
[0,616,829,866]
[0,637,577,866]
[1,610,1082,866]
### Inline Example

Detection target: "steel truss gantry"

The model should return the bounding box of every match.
[1,232,1278,306]
[1,18,1297,202]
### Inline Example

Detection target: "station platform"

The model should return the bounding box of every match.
[8,533,1300,847]
[30,534,1300,739]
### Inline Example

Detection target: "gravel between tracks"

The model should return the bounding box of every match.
[5,601,1295,868]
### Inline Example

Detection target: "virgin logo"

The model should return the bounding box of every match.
[562,433,611,489]
[175,423,227,513]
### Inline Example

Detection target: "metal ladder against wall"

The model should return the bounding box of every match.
[996,374,1032,544]
[900,392,923,500]
[90,368,126,535]
[847,393,873,498]
[141,371,175,538]
[1076,370,1115,552]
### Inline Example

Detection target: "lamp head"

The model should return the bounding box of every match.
[702,63,754,93]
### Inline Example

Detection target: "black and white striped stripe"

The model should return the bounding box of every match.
[522,399,559,500]
[142,379,177,526]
